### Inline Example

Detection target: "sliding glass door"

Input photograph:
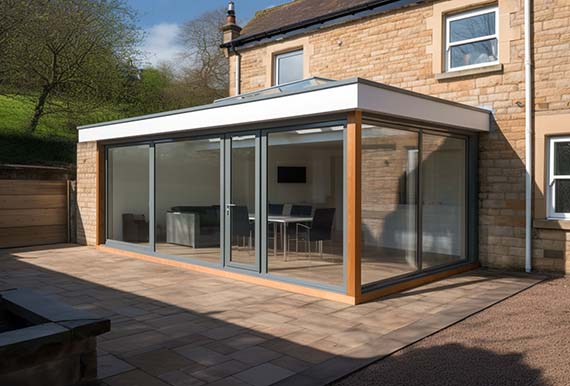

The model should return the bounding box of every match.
[224,132,260,271]
[155,138,222,265]
[105,122,346,291]
[265,126,345,287]
[107,144,151,248]
[360,122,471,289]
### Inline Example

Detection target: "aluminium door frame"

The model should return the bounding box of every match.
[223,130,262,273]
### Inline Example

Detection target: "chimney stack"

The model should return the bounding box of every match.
[223,1,241,45]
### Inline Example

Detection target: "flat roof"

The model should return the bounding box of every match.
[78,78,491,143]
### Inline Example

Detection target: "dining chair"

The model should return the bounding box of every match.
[290,205,312,216]
[294,208,336,258]
[268,203,284,216]
[232,206,253,249]
[286,205,312,250]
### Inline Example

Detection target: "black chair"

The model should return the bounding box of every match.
[232,206,253,249]
[295,208,336,258]
[268,203,284,216]
[290,205,312,216]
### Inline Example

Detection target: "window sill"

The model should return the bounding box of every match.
[435,64,503,81]
[533,219,570,231]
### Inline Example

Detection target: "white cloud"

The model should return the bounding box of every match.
[141,23,183,68]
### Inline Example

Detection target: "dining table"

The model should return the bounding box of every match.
[249,214,313,258]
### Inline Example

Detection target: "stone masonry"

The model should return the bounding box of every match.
[76,141,98,246]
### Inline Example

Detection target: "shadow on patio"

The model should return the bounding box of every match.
[0,244,545,386]
[335,343,549,386]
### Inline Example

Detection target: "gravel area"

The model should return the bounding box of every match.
[334,275,570,386]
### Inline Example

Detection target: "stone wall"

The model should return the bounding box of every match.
[76,141,98,246]
[230,0,570,272]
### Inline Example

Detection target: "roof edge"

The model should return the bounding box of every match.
[221,0,424,49]
[78,77,491,132]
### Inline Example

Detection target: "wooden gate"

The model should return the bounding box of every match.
[0,180,69,248]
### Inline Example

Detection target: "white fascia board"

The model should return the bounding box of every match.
[357,83,490,132]
[78,84,359,142]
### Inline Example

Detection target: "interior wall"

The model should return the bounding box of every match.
[267,142,344,232]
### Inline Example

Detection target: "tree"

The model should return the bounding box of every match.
[128,66,175,115]
[177,8,229,103]
[0,1,29,45]
[1,0,141,133]
[0,1,28,80]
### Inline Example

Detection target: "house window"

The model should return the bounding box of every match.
[548,137,570,219]
[446,6,499,71]
[274,50,303,85]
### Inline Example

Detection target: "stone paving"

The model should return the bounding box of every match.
[0,245,543,386]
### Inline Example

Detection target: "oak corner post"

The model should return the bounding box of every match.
[346,110,362,301]
[96,143,105,246]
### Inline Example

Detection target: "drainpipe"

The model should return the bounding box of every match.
[524,0,532,273]
[235,49,241,96]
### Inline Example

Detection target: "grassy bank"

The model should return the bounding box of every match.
[0,94,125,165]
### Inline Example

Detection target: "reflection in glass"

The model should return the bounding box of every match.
[267,126,344,287]
[422,134,467,268]
[155,139,221,264]
[107,145,150,244]
[450,39,497,68]
[555,180,570,213]
[361,125,419,285]
[276,50,304,85]
[230,135,256,266]
[450,12,495,42]
[554,142,570,175]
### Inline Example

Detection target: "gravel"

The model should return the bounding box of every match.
[334,275,570,386]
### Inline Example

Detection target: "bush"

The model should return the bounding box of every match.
[0,133,76,165]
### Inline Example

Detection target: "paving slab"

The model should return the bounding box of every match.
[0,245,544,386]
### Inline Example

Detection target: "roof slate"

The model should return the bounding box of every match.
[239,0,384,38]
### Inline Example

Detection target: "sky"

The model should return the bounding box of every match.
[127,0,292,67]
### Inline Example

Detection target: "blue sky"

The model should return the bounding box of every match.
[128,0,291,67]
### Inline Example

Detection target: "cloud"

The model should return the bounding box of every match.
[141,23,183,68]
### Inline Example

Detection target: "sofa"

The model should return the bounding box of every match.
[166,206,220,248]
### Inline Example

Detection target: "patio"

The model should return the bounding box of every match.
[0,245,542,386]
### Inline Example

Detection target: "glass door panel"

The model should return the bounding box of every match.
[225,133,259,270]
[107,144,151,247]
[421,133,467,268]
[155,138,222,265]
[266,126,345,287]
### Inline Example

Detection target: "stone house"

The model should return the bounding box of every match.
[75,0,569,304]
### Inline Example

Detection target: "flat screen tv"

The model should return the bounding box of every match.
[278,166,306,183]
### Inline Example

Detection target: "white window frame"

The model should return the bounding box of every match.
[547,136,570,219]
[274,49,303,86]
[445,6,499,72]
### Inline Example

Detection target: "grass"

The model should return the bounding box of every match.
[0,94,126,166]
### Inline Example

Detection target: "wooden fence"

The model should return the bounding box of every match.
[0,180,71,248]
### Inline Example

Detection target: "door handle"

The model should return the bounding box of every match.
[226,203,236,215]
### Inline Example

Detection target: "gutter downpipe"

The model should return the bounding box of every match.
[524,0,532,273]
[233,47,241,96]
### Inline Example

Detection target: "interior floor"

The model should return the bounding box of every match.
[153,242,457,287]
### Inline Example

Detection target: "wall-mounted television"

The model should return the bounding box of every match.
[278,166,306,183]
